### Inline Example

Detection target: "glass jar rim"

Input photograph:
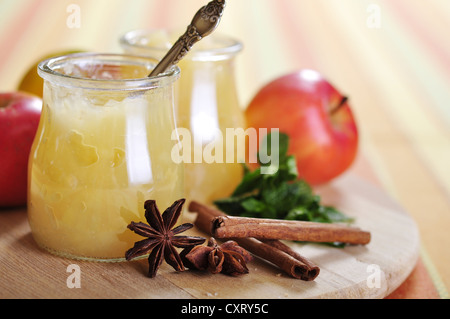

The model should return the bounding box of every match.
[120,29,243,61]
[38,52,180,91]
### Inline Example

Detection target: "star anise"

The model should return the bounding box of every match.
[125,199,206,278]
[180,237,253,276]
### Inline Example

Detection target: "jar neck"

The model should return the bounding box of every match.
[121,30,243,63]
[38,53,180,91]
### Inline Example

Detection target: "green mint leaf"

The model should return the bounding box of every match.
[214,131,355,243]
[232,167,263,197]
[319,206,355,224]
[241,197,267,213]
[285,207,310,221]
[240,197,277,219]
[213,196,248,216]
[258,131,289,167]
[284,155,299,181]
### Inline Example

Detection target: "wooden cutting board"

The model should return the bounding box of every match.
[0,173,419,299]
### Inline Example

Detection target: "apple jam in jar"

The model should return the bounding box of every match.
[121,30,246,204]
[28,53,183,261]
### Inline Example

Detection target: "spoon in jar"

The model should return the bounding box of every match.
[149,0,226,77]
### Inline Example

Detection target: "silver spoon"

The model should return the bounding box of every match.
[149,0,226,77]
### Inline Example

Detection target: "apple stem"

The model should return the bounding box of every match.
[330,96,348,115]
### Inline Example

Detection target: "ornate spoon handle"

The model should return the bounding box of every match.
[149,0,226,77]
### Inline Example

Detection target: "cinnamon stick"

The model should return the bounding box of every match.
[189,201,320,281]
[261,239,320,280]
[212,216,371,245]
[235,237,319,281]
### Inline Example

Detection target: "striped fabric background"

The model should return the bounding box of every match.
[0,0,449,298]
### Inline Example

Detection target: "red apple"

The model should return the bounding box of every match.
[245,69,358,185]
[0,92,42,207]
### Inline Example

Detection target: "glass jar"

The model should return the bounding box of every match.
[28,53,182,261]
[120,30,246,204]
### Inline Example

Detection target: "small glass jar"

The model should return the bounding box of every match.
[120,30,246,204]
[28,53,182,261]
